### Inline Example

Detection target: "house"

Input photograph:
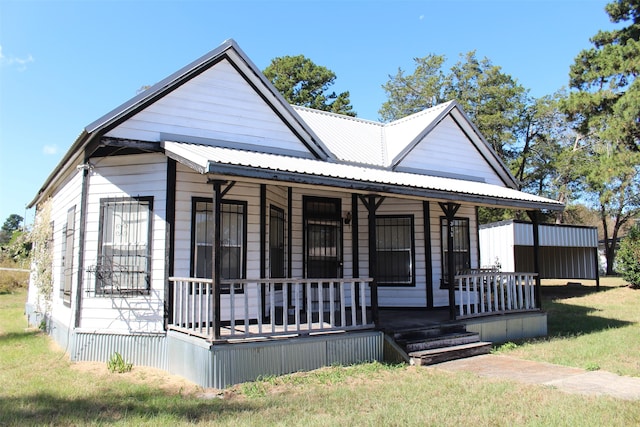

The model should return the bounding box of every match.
[26,39,563,388]
[480,220,600,287]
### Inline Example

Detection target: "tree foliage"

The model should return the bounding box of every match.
[380,51,527,162]
[563,0,640,274]
[263,55,356,116]
[565,0,640,151]
[618,225,640,288]
[0,214,23,245]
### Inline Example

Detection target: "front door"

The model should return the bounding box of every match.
[304,197,343,311]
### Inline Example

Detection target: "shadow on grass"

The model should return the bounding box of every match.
[543,299,632,338]
[0,329,40,343]
[539,284,633,337]
[0,390,254,425]
[541,284,618,301]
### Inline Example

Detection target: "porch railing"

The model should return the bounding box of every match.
[168,277,374,341]
[455,272,538,318]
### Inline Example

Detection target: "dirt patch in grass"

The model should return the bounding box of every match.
[70,361,206,396]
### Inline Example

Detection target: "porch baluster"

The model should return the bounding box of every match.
[270,281,276,334]
[359,281,367,326]
[329,281,335,327]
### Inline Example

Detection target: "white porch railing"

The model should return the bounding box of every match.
[455,272,538,318]
[168,277,374,341]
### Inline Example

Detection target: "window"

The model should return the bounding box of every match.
[440,217,470,287]
[96,197,152,295]
[376,216,415,286]
[269,206,285,278]
[192,198,246,291]
[60,206,76,305]
[303,197,342,279]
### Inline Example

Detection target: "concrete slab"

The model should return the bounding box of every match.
[431,354,640,400]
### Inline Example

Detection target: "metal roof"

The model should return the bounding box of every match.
[292,102,456,168]
[162,140,564,210]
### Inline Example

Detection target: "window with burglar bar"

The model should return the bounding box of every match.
[192,198,246,292]
[96,197,152,295]
[440,217,470,287]
[376,215,415,286]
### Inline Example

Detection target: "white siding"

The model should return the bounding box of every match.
[105,59,313,157]
[396,116,504,185]
[79,153,167,333]
[30,169,84,329]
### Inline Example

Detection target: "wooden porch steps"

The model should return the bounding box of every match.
[409,341,493,366]
[389,324,492,366]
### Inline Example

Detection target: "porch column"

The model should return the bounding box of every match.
[211,180,224,340]
[526,210,542,309]
[351,194,360,310]
[363,194,381,325]
[439,202,460,320]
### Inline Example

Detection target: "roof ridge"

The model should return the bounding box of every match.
[292,105,384,126]
[383,100,455,128]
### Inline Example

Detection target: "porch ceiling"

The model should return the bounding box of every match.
[162,140,563,211]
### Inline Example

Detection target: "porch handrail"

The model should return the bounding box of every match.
[168,277,374,341]
[455,271,538,319]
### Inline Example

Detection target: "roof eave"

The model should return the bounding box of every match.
[204,162,564,212]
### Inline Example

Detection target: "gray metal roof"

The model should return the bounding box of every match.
[292,101,456,168]
[162,140,564,210]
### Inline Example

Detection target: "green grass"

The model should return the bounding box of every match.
[495,277,640,376]
[3,279,640,426]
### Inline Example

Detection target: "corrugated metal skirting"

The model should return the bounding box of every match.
[72,330,168,370]
[167,330,384,389]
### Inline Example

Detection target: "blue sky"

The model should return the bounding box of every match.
[0,0,616,226]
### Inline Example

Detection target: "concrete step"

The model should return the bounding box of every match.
[409,341,493,366]
[403,331,481,353]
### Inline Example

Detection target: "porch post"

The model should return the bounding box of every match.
[164,158,177,328]
[211,180,223,340]
[527,210,542,309]
[352,194,360,310]
[366,195,379,325]
[439,202,460,320]
[422,201,433,309]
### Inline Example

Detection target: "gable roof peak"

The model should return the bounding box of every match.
[292,105,383,126]
[384,100,457,128]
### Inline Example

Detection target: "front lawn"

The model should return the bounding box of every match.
[2,281,640,426]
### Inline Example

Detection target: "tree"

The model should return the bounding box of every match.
[565,0,640,152]
[617,225,640,288]
[263,55,356,116]
[564,0,640,274]
[0,214,23,245]
[379,51,527,163]
[379,54,450,121]
[447,51,527,162]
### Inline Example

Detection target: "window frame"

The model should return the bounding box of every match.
[60,206,76,305]
[190,197,247,293]
[95,196,153,296]
[269,205,286,279]
[375,214,416,287]
[302,196,343,279]
[440,216,471,288]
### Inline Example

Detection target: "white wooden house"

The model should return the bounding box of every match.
[26,39,563,387]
